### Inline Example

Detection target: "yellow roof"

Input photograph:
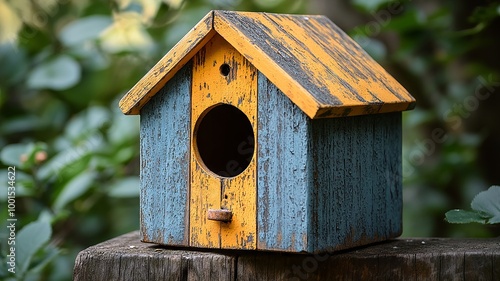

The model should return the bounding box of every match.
[119,10,415,118]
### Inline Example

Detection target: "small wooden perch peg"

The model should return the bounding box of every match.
[207,209,233,222]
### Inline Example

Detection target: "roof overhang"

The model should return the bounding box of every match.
[119,10,415,118]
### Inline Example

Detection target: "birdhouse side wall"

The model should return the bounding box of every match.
[308,112,402,252]
[139,62,192,245]
[257,73,313,252]
[256,72,402,253]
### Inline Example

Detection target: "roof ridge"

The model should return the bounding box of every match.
[119,10,415,118]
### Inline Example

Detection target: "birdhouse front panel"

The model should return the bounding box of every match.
[120,10,415,253]
[189,34,257,249]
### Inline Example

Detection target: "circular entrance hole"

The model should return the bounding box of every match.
[219,63,230,76]
[195,104,254,177]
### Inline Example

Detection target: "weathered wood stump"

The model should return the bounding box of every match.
[74,231,500,280]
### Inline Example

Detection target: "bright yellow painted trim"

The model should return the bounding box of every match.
[214,11,414,119]
[119,10,415,118]
[119,11,215,115]
[214,12,321,119]
[189,34,257,249]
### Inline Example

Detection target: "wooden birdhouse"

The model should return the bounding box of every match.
[119,10,415,253]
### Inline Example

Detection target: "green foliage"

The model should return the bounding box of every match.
[0,103,140,279]
[59,16,113,47]
[1,0,498,279]
[27,55,81,91]
[16,219,52,277]
[352,0,392,12]
[445,209,490,225]
[0,0,307,280]
[445,186,500,224]
[350,0,500,238]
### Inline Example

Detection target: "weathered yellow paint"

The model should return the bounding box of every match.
[213,14,320,119]
[120,10,415,118]
[213,11,414,118]
[190,34,257,249]
[189,160,220,248]
[119,11,215,115]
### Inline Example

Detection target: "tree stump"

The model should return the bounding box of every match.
[74,231,500,280]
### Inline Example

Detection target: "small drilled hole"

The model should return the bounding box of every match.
[220,63,230,76]
[224,194,228,199]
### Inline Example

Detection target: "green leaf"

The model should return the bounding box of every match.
[27,55,81,90]
[26,245,60,274]
[59,15,112,46]
[16,220,52,275]
[445,209,489,224]
[108,113,139,145]
[253,0,285,9]
[352,35,387,61]
[112,147,136,164]
[164,0,184,9]
[352,0,391,11]
[0,143,28,166]
[0,170,34,201]
[108,177,140,198]
[53,171,95,211]
[0,115,43,135]
[65,106,110,140]
[36,146,95,181]
[163,21,193,47]
[0,44,28,85]
[471,185,500,224]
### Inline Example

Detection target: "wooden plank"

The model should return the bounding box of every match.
[119,11,215,115]
[414,251,440,280]
[309,113,402,252]
[494,253,500,280]
[190,34,257,249]
[74,232,236,281]
[464,250,495,281]
[257,73,311,252]
[139,62,192,245]
[74,232,500,280]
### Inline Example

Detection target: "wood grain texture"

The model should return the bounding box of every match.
[119,11,215,115]
[119,10,415,118]
[257,73,311,252]
[308,112,402,252]
[190,34,257,249]
[74,232,236,281]
[257,74,402,253]
[214,10,415,118]
[140,62,192,245]
[74,231,500,281]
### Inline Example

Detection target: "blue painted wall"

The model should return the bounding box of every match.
[308,113,402,252]
[138,65,402,252]
[140,62,192,245]
[257,72,312,252]
[257,71,402,252]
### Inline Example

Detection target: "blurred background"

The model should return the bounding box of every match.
[0,0,499,279]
